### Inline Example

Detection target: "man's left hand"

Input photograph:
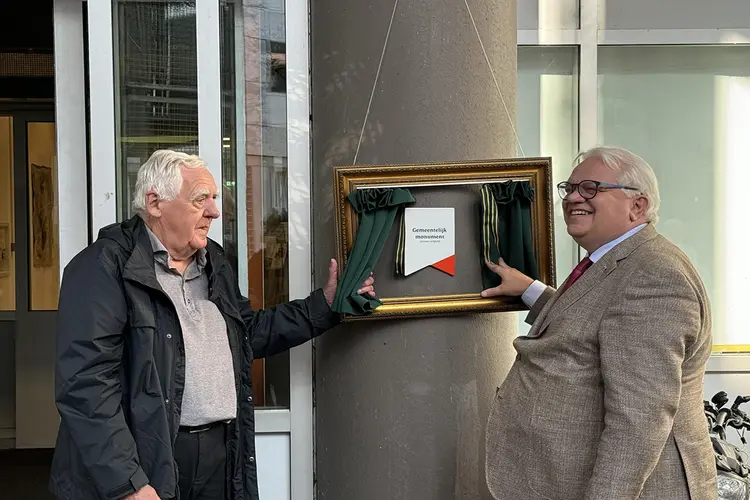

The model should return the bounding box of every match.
[323,258,376,306]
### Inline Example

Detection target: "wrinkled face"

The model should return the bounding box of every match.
[147,166,220,256]
[563,158,648,252]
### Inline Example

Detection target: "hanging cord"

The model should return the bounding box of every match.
[353,0,525,163]
[353,0,400,165]
[463,0,525,157]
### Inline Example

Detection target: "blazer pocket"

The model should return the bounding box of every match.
[527,415,602,500]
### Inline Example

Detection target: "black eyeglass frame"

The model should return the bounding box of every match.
[557,180,641,200]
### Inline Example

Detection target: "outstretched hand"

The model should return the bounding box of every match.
[322,258,376,306]
[480,258,534,298]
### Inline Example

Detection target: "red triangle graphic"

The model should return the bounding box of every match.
[432,254,455,276]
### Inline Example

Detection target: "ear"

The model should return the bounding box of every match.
[145,191,161,218]
[630,195,649,221]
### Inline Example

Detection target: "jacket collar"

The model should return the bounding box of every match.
[588,223,647,263]
[120,215,226,294]
[532,224,658,336]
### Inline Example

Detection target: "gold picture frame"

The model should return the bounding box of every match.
[333,158,556,320]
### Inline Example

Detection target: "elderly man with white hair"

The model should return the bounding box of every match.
[49,150,375,500]
[482,147,716,499]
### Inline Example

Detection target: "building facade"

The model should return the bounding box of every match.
[0,0,748,498]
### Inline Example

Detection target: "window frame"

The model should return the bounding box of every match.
[518,0,750,355]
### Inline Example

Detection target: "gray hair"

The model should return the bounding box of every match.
[574,146,661,224]
[132,149,207,213]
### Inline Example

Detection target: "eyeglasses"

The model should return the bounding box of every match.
[557,180,641,200]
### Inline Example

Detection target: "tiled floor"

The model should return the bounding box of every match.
[0,449,55,499]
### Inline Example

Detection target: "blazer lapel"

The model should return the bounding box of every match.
[525,287,563,337]
[534,259,615,335]
[530,224,659,338]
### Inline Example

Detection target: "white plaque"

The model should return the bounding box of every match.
[404,207,455,276]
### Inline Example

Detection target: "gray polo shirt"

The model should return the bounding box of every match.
[146,227,237,426]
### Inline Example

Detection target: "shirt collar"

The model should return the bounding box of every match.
[144,224,207,269]
[588,223,648,263]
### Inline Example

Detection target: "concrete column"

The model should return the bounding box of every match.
[311,1,517,498]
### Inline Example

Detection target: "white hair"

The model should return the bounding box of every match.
[132,149,207,213]
[574,146,661,224]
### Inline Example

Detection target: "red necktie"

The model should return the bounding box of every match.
[560,257,593,294]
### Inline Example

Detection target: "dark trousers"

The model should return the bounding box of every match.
[175,422,228,500]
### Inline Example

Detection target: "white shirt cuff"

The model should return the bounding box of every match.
[521,280,547,308]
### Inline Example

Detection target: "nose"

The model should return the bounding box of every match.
[564,186,586,204]
[204,197,221,219]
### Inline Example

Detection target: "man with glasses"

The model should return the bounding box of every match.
[482,147,715,500]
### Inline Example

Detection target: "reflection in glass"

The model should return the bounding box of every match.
[114,1,199,221]
[516,46,579,335]
[517,46,579,279]
[27,122,59,311]
[220,2,238,278]
[268,41,286,93]
[0,117,14,311]
[241,0,290,408]
[599,46,750,349]
[114,0,295,404]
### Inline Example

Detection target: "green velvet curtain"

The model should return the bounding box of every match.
[332,187,415,315]
[480,181,539,289]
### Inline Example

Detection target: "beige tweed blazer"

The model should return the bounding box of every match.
[485,225,717,500]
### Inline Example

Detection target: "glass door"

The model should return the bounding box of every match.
[0,116,16,448]
[5,109,60,449]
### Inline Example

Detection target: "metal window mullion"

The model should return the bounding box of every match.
[54,0,88,275]
[87,0,118,239]
[517,29,581,46]
[706,354,750,373]
[234,4,249,296]
[599,29,750,46]
[578,0,598,152]
[254,409,292,433]
[576,0,599,262]
[196,0,224,244]
[286,0,314,495]
[112,3,124,221]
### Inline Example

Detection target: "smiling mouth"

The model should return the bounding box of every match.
[568,209,592,216]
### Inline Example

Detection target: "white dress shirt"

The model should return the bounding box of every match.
[521,223,648,308]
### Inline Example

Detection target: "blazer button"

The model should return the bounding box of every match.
[249,456,255,463]
[247,396,253,402]
[166,333,172,339]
